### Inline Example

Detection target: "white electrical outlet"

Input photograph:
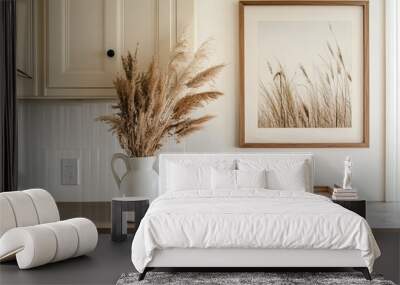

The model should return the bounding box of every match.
[61,159,79,185]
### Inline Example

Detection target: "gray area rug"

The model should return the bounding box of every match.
[116,272,396,285]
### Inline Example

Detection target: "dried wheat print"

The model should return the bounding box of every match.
[258,23,352,128]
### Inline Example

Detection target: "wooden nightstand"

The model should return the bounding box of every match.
[332,199,366,218]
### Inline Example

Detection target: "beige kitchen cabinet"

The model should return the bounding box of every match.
[18,0,194,99]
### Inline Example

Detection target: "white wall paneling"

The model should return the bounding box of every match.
[18,101,122,201]
[385,0,400,202]
[17,101,185,202]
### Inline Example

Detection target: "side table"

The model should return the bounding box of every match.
[314,186,366,218]
[111,197,149,242]
[332,199,366,218]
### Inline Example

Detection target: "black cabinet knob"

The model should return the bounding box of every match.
[107,49,115,58]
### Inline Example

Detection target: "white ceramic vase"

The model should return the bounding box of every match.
[111,154,158,199]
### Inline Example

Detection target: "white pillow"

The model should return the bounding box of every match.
[167,163,212,191]
[212,168,236,190]
[267,162,307,191]
[237,169,267,189]
[237,159,309,191]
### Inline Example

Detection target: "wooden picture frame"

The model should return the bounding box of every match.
[239,0,369,148]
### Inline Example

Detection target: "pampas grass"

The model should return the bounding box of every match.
[97,39,224,157]
[258,25,352,128]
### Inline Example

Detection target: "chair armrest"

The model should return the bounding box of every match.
[0,218,98,269]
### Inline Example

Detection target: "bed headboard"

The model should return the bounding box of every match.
[158,153,314,195]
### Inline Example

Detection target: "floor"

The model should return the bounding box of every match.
[0,234,134,285]
[1,203,399,285]
[366,202,400,284]
[0,240,371,285]
[367,202,400,229]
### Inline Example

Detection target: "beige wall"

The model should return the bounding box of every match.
[18,0,385,201]
[184,0,385,200]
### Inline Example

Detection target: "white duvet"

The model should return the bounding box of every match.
[131,190,380,273]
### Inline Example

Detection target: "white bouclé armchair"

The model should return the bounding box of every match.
[0,189,98,269]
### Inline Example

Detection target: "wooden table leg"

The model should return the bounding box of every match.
[112,201,126,241]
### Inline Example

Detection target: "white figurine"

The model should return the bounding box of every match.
[342,156,352,190]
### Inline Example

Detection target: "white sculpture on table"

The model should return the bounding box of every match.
[342,156,352,190]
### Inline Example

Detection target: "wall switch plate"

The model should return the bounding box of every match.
[61,158,79,185]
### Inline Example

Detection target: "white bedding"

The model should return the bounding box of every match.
[131,190,380,273]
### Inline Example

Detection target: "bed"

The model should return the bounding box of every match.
[131,153,380,280]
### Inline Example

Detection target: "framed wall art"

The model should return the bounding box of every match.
[239,0,369,148]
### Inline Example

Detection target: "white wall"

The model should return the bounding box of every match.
[188,0,385,201]
[18,0,385,201]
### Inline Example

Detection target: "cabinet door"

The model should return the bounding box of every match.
[46,0,120,90]
[44,0,194,99]
[16,0,35,98]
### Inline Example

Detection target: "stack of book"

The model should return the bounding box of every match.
[332,184,359,200]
